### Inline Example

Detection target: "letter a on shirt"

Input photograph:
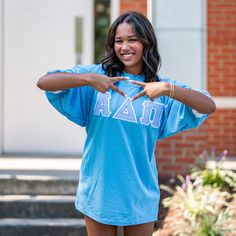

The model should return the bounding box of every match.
[94,92,111,117]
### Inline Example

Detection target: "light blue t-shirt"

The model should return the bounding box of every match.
[45,64,209,226]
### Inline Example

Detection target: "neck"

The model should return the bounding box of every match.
[124,67,142,76]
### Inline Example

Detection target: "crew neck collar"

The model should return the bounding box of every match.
[122,71,144,81]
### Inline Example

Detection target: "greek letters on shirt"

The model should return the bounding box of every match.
[94,92,164,128]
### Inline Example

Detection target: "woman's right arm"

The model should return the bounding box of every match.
[37,72,89,91]
[37,73,127,96]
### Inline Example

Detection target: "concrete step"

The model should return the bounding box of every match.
[0,157,89,235]
[0,156,82,175]
[0,218,87,236]
[0,175,78,195]
[0,195,83,219]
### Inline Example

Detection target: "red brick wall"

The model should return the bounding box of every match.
[208,0,236,96]
[156,108,236,178]
[155,125,209,178]
[120,0,147,16]
[206,0,236,166]
[120,0,236,178]
[205,109,236,155]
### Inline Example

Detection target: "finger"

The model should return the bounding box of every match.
[145,93,154,101]
[131,90,146,101]
[129,80,146,87]
[110,84,127,97]
[111,76,129,83]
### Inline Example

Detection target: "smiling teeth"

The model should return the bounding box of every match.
[122,53,134,57]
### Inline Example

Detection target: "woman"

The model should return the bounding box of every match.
[37,12,216,236]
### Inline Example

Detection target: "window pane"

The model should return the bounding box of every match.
[94,0,110,62]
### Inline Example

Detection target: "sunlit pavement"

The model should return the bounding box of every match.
[0,156,82,179]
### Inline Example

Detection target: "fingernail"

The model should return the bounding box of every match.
[124,94,128,97]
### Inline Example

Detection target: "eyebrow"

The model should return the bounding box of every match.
[115,35,137,39]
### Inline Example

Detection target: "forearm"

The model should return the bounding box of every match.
[37,73,89,91]
[166,84,216,114]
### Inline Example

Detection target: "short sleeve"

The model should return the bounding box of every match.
[158,78,210,140]
[45,64,101,127]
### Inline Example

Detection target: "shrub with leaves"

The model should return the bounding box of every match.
[191,149,236,192]
[154,150,236,236]
[160,176,234,236]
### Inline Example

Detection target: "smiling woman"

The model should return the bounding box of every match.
[37,11,216,236]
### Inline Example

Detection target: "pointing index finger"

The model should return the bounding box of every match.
[129,80,146,87]
[110,84,127,97]
[111,76,129,83]
[131,90,146,102]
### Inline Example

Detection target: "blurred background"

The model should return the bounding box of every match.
[0,1,235,235]
[0,0,235,177]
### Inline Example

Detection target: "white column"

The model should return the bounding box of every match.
[0,0,3,155]
[150,0,207,90]
[147,0,153,22]
[110,0,120,24]
[83,0,94,64]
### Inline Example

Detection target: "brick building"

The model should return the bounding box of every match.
[120,0,236,178]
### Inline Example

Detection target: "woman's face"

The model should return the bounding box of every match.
[114,23,144,75]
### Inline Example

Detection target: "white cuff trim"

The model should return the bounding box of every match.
[48,90,65,94]
[191,108,205,118]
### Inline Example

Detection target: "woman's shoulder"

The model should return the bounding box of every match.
[72,63,104,74]
[159,76,190,89]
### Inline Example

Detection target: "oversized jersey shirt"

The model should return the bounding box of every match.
[45,64,210,226]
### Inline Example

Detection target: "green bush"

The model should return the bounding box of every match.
[191,150,236,192]
[159,150,236,236]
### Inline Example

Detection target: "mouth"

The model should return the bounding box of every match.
[120,53,135,60]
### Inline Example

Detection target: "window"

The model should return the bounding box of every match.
[94,0,110,62]
[149,0,207,89]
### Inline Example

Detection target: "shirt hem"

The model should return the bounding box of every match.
[75,204,158,226]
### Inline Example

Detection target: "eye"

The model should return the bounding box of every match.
[129,38,138,42]
[115,40,123,44]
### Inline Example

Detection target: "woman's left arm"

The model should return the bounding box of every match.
[131,81,216,114]
[169,85,216,114]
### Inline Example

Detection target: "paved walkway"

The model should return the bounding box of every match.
[0,156,82,179]
[1,156,236,177]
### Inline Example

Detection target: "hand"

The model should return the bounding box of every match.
[86,74,128,97]
[130,80,170,101]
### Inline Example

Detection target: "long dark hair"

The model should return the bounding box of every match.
[100,12,161,82]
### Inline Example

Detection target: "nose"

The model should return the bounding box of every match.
[121,41,130,51]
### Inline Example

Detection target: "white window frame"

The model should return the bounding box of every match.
[148,0,207,90]
[110,0,120,24]
[0,0,3,155]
